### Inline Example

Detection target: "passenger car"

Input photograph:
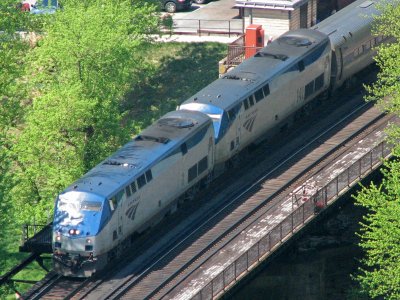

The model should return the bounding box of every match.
[161,0,192,13]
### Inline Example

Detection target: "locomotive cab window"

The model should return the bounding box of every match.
[109,197,117,211]
[80,201,102,212]
[116,190,124,204]
[228,108,237,121]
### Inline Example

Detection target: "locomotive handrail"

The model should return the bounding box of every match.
[19,222,53,253]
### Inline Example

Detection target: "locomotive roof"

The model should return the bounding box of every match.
[63,110,211,198]
[312,0,381,47]
[180,29,329,112]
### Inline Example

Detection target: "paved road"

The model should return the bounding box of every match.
[173,0,238,20]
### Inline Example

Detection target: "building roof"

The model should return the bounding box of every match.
[235,0,310,10]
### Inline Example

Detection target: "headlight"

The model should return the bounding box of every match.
[68,229,80,235]
[86,238,92,244]
[56,235,61,241]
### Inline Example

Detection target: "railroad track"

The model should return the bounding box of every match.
[23,69,385,300]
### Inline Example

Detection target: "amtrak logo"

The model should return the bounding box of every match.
[243,115,257,132]
[125,203,139,220]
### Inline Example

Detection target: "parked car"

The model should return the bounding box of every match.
[20,0,59,14]
[161,0,191,13]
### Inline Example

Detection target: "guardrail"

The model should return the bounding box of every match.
[162,19,243,37]
[191,140,392,300]
[20,223,53,253]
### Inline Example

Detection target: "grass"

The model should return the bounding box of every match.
[0,41,227,298]
[126,42,227,131]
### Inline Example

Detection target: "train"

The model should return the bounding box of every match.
[52,0,391,277]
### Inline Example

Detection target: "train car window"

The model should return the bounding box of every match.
[255,89,264,102]
[181,143,188,155]
[314,73,324,91]
[248,96,254,107]
[188,164,198,182]
[125,186,132,197]
[227,104,241,122]
[145,170,153,182]
[198,156,208,174]
[130,181,137,194]
[228,109,236,121]
[137,174,146,189]
[243,99,249,110]
[230,140,235,151]
[298,60,305,72]
[263,84,270,97]
[305,81,314,99]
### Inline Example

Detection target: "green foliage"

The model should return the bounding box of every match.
[354,160,400,299]
[0,1,34,235]
[9,0,160,224]
[355,1,400,298]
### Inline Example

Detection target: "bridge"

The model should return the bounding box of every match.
[0,78,392,299]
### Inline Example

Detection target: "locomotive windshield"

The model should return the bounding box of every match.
[80,201,102,212]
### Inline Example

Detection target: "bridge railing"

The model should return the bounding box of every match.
[22,224,48,243]
[191,140,391,300]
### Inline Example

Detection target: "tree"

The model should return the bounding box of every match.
[7,0,161,224]
[0,0,41,228]
[354,1,400,299]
